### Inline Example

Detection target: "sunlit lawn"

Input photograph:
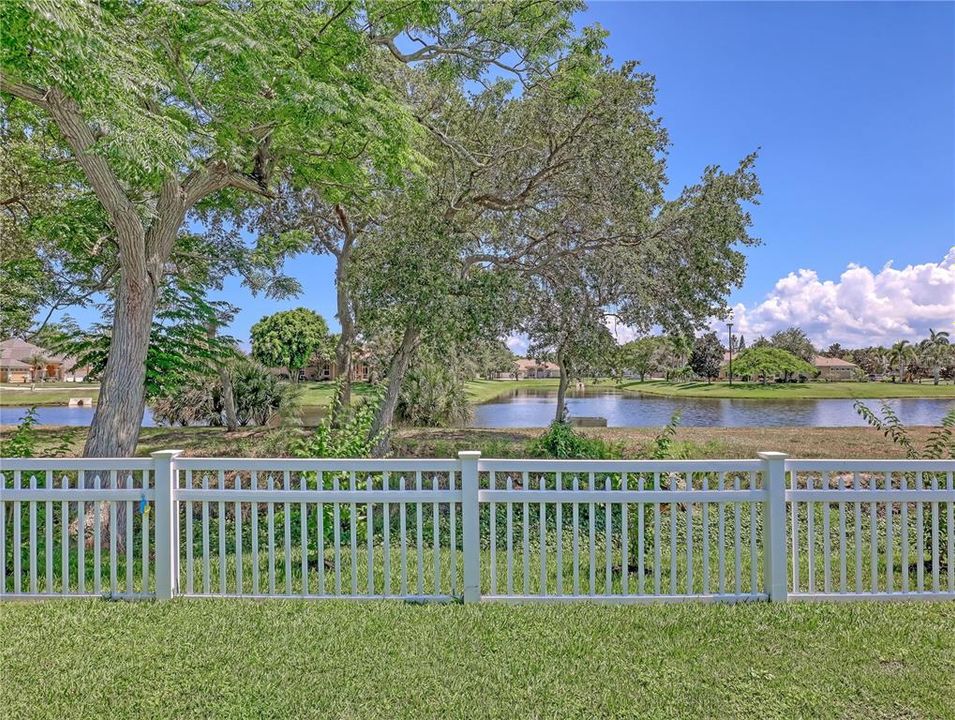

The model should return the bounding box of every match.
[1,599,953,719]
[0,382,100,406]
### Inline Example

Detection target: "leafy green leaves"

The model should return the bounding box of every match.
[729,347,815,384]
[250,308,331,378]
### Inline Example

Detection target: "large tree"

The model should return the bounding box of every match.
[730,347,814,384]
[770,326,815,362]
[250,308,331,382]
[923,329,951,386]
[2,0,577,456]
[689,332,724,383]
[618,337,661,382]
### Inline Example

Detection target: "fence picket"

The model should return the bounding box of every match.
[2,454,952,604]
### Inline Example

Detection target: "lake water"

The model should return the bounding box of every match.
[468,388,954,428]
[1,389,952,428]
[0,405,158,427]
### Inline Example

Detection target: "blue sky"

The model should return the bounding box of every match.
[65,1,955,347]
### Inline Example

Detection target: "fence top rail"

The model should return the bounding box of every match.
[477,458,763,473]
[174,457,460,473]
[785,459,955,472]
[0,457,154,471]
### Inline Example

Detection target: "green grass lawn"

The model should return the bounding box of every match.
[295,380,380,409]
[465,378,564,404]
[620,379,955,399]
[1,600,952,719]
[0,382,100,406]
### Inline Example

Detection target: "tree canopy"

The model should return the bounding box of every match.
[251,308,331,381]
[729,347,815,384]
[689,332,724,382]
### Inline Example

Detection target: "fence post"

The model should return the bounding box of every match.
[459,451,481,603]
[152,450,183,601]
[758,451,789,602]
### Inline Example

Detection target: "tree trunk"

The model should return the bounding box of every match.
[332,243,356,420]
[369,323,420,456]
[555,352,570,423]
[83,273,159,458]
[208,323,238,431]
[219,364,239,430]
[934,366,940,385]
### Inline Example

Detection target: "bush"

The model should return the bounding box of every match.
[1,407,77,457]
[150,357,300,427]
[291,382,384,458]
[526,421,624,459]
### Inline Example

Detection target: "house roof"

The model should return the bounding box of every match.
[0,355,30,369]
[516,358,559,371]
[812,354,857,368]
[0,338,74,367]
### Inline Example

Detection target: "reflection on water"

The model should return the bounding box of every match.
[0,404,327,427]
[0,405,157,427]
[2,390,952,429]
[468,388,955,428]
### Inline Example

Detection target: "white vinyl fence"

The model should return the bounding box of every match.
[1,452,953,603]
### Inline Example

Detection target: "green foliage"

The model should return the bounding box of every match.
[250,308,330,380]
[729,346,815,384]
[527,411,686,461]
[689,332,724,381]
[617,337,660,381]
[150,357,300,427]
[769,326,816,363]
[527,420,624,460]
[854,401,953,561]
[1,407,76,457]
[292,383,385,459]
[644,412,683,460]
[396,344,473,427]
[64,285,237,401]
[854,401,955,460]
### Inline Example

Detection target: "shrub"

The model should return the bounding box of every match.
[150,357,300,427]
[291,382,384,459]
[1,407,77,458]
[526,421,624,459]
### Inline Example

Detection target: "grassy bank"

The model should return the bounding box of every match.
[1,424,940,459]
[0,382,100,406]
[5,378,952,411]
[1,600,952,719]
[620,379,955,399]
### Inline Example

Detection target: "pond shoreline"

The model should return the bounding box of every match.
[0,424,946,460]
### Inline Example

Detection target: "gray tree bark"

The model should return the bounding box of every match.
[332,232,356,423]
[369,323,420,456]
[555,351,570,423]
[219,365,239,431]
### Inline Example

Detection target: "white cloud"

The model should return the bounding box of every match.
[505,333,529,355]
[730,247,955,347]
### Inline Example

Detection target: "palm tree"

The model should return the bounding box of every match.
[925,328,951,385]
[890,340,915,383]
[25,352,49,389]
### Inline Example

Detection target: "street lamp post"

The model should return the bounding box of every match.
[727,321,734,385]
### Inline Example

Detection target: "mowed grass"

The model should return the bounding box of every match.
[1,600,953,719]
[621,379,955,399]
[0,382,100,406]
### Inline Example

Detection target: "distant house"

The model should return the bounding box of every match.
[0,338,89,383]
[305,356,371,383]
[494,358,560,380]
[812,354,858,381]
[0,355,32,383]
[720,348,859,382]
[296,349,371,383]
